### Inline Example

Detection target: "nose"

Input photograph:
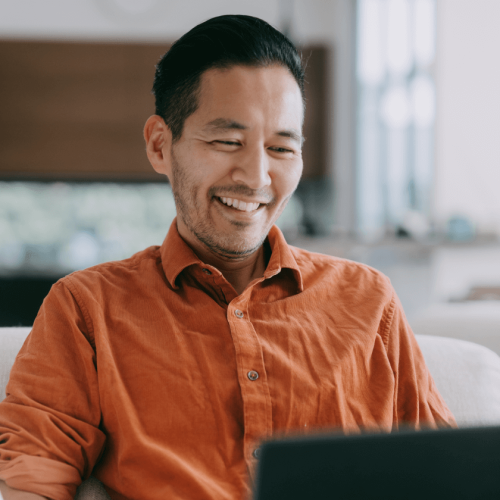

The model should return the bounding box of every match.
[230,145,272,190]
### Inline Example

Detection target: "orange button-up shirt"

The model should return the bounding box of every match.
[0,221,455,500]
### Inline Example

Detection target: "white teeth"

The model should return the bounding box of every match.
[218,197,260,212]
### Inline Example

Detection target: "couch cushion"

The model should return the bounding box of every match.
[416,334,500,426]
[0,327,31,400]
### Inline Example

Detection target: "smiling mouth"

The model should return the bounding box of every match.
[216,196,263,213]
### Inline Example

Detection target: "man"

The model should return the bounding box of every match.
[0,15,454,500]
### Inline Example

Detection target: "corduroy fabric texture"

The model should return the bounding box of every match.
[4,331,499,498]
[0,221,455,500]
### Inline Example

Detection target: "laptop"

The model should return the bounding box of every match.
[254,425,500,500]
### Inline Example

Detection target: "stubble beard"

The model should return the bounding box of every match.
[170,151,274,260]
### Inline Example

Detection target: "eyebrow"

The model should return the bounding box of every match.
[203,118,304,146]
[276,129,304,145]
[204,118,247,131]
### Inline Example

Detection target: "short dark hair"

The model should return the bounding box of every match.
[152,15,305,142]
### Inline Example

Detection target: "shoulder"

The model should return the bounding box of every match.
[289,246,398,346]
[57,245,163,297]
[290,245,393,296]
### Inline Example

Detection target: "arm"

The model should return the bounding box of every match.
[382,291,456,429]
[0,480,48,500]
[0,280,106,499]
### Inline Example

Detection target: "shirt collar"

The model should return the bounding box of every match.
[160,218,304,292]
[263,225,304,292]
[160,219,201,290]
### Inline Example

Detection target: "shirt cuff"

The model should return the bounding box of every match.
[0,455,81,500]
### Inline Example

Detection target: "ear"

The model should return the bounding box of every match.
[144,115,173,177]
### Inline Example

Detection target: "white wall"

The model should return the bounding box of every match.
[435,0,500,235]
[0,0,336,43]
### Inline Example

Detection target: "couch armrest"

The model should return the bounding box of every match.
[416,334,500,427]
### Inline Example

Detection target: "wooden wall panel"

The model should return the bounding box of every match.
[0,41,167,181]
[0,40,329,181]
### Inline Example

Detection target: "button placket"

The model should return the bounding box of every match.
[227,299,272,477]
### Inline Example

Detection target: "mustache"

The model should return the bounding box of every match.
[208,185,275,204]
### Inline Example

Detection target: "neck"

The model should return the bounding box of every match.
[177,221,270,295]
[211,245,268,295]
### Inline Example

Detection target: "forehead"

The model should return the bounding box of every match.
[192,64,304,126]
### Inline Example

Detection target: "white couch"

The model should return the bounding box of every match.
[2,327,500,499]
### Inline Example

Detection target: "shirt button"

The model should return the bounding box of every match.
[247,370,259,381]
[202,268,212,275]
[234,309,244,318]
[253,447,261,459]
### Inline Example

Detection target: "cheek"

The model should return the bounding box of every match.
[274,162,303,200]
[192,148,231,183]
[174,152,214,193]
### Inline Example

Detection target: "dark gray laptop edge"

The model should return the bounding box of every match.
[254,425,500,500]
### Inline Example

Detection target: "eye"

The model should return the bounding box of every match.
[269,146,294,154]
[212,140,241,146]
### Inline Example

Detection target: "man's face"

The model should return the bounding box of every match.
[165,64,303,258]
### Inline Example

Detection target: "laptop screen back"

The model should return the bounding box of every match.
[254,426,500,500]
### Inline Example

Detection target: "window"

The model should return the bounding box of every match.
[356,0,436,239]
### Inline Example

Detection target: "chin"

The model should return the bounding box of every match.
[197,229,266,259]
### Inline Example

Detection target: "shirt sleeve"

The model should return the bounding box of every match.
[381,290,457,429]
[0,279,106,500]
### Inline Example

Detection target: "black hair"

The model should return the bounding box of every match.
[152,14,305,142]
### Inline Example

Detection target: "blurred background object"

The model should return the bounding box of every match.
[0,0,499,354]
[356,0,436,241]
